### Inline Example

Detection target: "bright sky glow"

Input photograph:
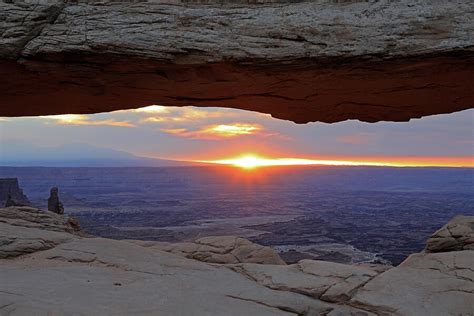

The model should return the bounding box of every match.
[202,124,261,136]
[161,123,263,139]
[132,105,169,113]
[40,114,134,127]
[41,114,86,123]
[198,154,474,169]
[199,154,384,169]
[2,106,473,168]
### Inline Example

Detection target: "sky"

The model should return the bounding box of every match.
[1,106,473,167]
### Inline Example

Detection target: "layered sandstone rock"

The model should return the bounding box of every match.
[0,208,473,315]
[349,216,474,315]
[1,1,473,123]
[425,215,474,252]
[350,250,474,315]
[0,206,81,235]
[0,207,372,315]
[229,259,380,303]
[0,206,82,259]
[130,235,286,265]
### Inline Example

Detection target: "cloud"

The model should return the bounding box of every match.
[138,107,241,124]
[201,124,262,136]
[142,116,184,123]
[161,123,264,140]
[40,114,135,128]
[35,106,280,139]
[160,128,189,135]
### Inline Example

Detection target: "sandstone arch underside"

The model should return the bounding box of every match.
[1,1,473,123]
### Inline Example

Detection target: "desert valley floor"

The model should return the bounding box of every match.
[1,166,472,266]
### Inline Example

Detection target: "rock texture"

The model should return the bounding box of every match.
[425,215,474,252]
[0,208,473,315]
[230,260,379,303]
[1,1,473,123]
[130,236,286,265]
[0,206,82,259]
[350,250,474,315]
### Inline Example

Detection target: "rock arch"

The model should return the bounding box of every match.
[1,1,473,123]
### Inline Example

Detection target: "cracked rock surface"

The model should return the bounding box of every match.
[1,207,473,315]
[229,259,379,303]
[350,251,474,315]
[425,215,474,253]
[1,1,473,123]
[129,235,286,265]
[0,206,82,259]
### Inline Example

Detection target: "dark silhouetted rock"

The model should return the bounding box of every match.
[5,194,30,207]
[48,187,64,215]
[0,178,30,207]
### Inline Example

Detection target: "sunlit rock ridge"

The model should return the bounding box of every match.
[1,0,473,123]
[1,206,473,315]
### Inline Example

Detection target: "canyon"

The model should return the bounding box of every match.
[4,166,472,266]
[1,1,473,314]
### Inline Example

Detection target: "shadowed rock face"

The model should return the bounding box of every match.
[1,1,473,123]
[47,187,64,215]
[0,178,30,207]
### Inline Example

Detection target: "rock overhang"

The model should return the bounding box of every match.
[0,0,473,123]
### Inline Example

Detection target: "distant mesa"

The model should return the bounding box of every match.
[0,142,194,167]
[1,179,66,215]
[0,178,30,207]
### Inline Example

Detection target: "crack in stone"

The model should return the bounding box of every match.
[225,294,304,316]
[0,290,24,297]
[17,2,68,59]
[45,252,177,277]
[228,265,328,301]
[58,248,97,255]
[0,302,15,310]
[228,263,382,310]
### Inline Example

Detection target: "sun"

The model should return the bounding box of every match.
[199,154,272,169]
[230,155,263,169]
[193,153,474,169]
[200,154,313,170]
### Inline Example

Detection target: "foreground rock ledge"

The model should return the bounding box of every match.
[1,207,473,315]
[1,1,473,123]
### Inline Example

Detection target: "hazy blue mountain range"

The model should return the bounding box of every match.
[0,142,192,167]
